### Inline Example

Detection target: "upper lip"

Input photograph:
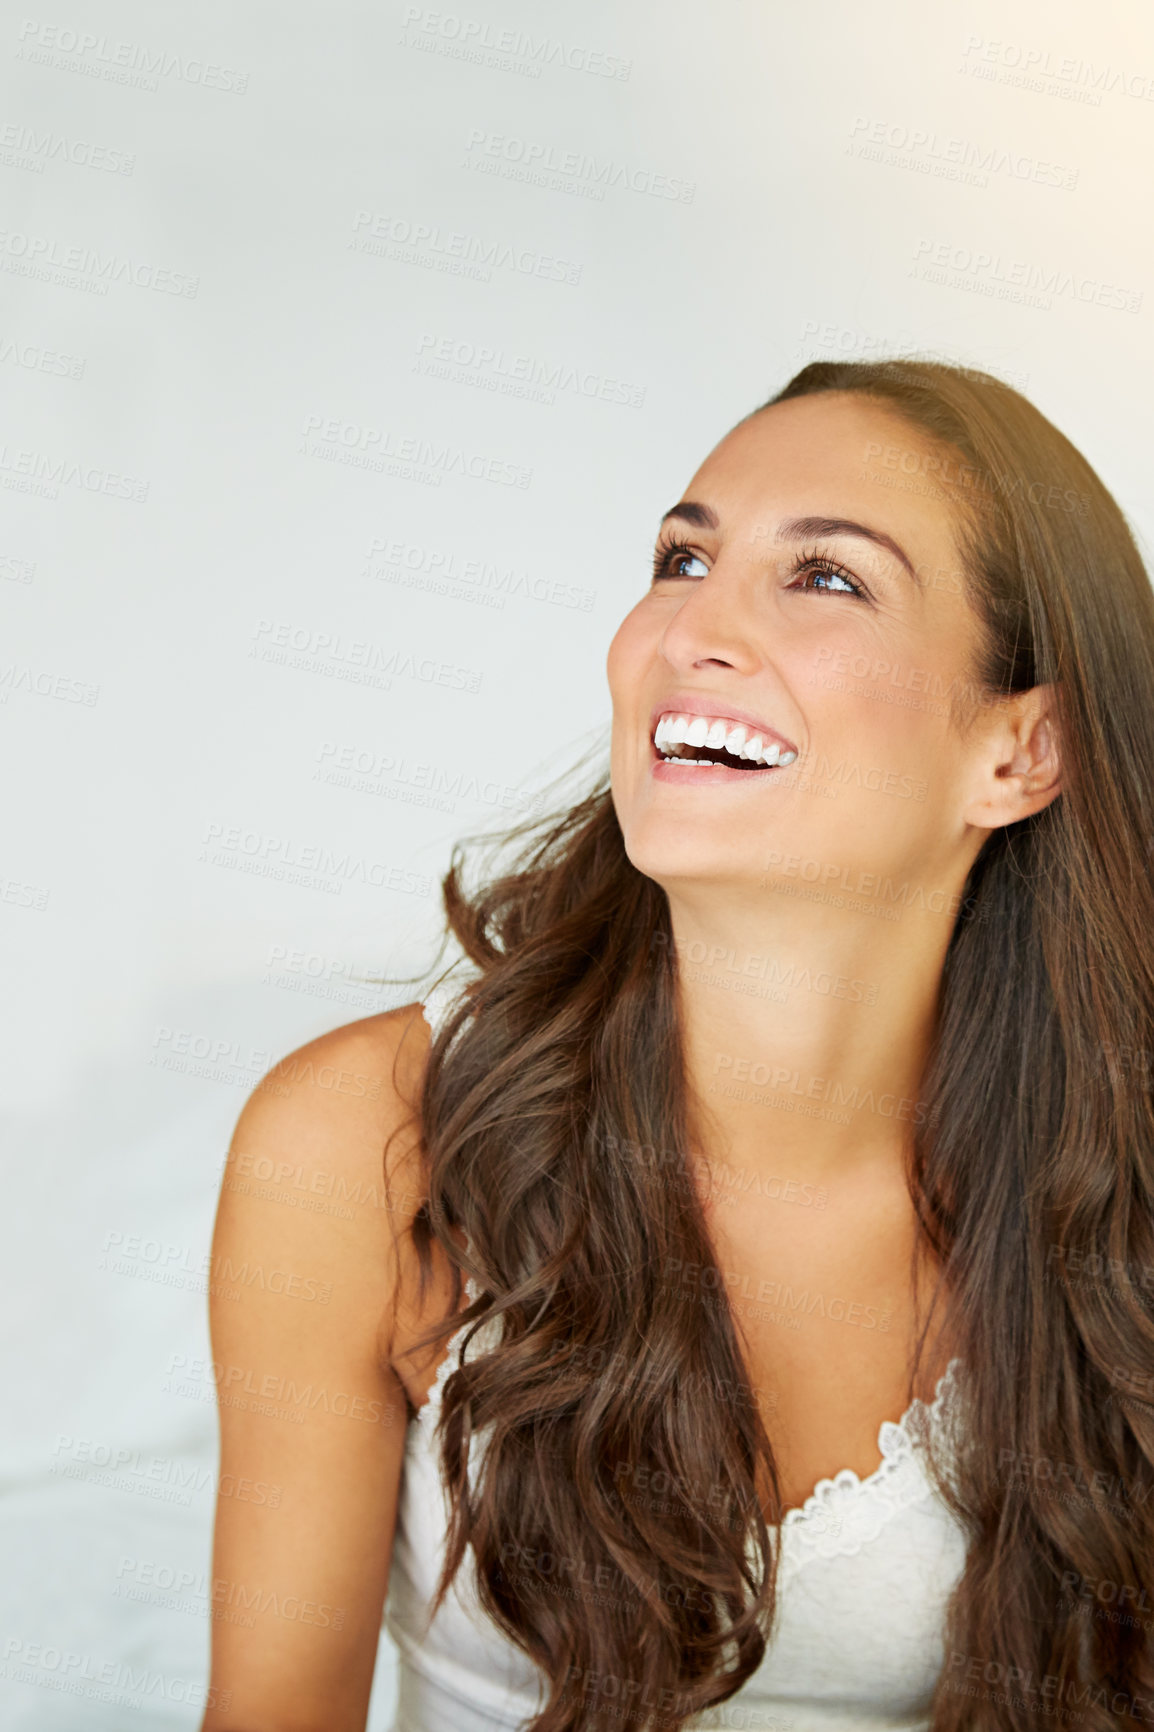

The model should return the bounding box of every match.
[648,693,798,756]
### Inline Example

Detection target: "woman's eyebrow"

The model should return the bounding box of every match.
[658,503,920,585]
[776,515,920,584]
[659,501,719,530]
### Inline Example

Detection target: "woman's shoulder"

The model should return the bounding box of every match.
[251,991,430,1141]
[258,997,434,1126]
[219,971,481,1360]
[222,1000,437,1294]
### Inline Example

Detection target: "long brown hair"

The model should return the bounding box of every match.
[388,359,1154,1729]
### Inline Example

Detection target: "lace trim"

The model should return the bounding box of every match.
[774,1357,965,1576]
[415,1272,503,1426]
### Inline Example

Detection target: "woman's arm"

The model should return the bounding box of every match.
[200,1006,429,1732]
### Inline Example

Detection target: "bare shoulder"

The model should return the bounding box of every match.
[235,997,431,1145]
[218,1000,435,1360]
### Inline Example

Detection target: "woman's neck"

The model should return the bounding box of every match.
[668,889,954,1183]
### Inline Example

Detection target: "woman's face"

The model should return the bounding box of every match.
[607,391,996,904]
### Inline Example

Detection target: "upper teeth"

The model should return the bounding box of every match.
[653,713,797,766]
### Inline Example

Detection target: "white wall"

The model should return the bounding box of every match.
[2,0,1152,1724]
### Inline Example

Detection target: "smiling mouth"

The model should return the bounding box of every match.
[652,713,798,771]
[657,741,777,770]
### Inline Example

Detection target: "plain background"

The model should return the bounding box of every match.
[3,0,1153,1725]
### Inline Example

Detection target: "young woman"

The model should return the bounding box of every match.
[202,359,1154,1732]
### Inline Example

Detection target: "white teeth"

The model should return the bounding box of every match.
[652,710,794,768]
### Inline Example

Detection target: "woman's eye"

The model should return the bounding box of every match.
[805,568,856,594]
[673,552,709,578]
[653,546,709,580]
[791,559,867,600]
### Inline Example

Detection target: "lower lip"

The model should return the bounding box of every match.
[649,746,792,784]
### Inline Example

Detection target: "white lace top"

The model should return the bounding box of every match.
[382,973,970,1732]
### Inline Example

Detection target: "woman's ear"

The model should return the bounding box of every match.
[962,683,1062,830]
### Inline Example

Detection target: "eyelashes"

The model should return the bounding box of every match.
[786,546,868,600]
[650,533,870,601]
[650,536,707,584]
